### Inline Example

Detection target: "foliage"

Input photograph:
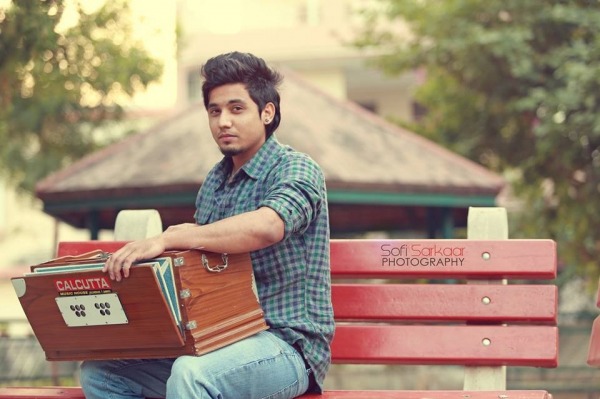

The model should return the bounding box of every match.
[0,0,163,192]
[354,0,600,284]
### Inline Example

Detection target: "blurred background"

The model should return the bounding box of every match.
[1,0,600,396]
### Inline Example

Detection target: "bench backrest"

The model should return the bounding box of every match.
[55,207,558,391]
[55,241,558,366]
[327,207,558,392]
[329,238,558,368]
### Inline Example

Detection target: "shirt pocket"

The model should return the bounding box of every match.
[194,198,216,225]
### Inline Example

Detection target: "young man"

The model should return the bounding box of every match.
[80,52,335,399]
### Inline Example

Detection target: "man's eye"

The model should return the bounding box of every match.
[209,109,220,116]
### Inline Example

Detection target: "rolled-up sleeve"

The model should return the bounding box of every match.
[260,154,325,237]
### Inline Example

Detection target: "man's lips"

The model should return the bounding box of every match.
[218,133,236,142]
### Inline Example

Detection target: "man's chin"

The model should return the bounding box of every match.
[220,146,243,157]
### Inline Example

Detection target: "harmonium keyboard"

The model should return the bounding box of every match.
[11,242,268,361]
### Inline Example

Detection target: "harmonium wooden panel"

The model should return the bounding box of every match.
[11,248,268,361]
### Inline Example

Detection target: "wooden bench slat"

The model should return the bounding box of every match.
[57,240,558,280]
[331,325,558,367]
[302,390,552,399]
[332,284,557,323]
[0,387,552,399]
[330,239,557,279]
[0,387,86,398]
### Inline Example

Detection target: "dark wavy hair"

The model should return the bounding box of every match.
[201,52,283,138]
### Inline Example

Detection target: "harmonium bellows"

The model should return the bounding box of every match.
[11,248,268,361]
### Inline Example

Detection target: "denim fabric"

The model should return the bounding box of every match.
[80,331,309,399]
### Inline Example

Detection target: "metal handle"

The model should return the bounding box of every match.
[202,253,228,273]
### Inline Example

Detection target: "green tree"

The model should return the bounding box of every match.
[0,0,163,192]
[354,0,600,284]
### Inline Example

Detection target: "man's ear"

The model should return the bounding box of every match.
[262,102,276,124]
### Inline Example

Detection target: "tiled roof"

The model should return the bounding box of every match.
[36,70,504,231]
[278,70,504,194]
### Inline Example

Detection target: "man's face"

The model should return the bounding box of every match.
[206,83,273,167]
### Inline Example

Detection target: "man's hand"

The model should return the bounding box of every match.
[103,236,166,281]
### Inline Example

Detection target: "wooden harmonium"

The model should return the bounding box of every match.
[11,245,268,361]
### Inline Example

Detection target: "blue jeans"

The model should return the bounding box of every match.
[80,331,310,399]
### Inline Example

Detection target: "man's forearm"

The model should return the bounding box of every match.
[162,207,285,254]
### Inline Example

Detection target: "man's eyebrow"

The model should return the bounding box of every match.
[207,98,247,108]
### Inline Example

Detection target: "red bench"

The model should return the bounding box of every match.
[0,207,559,399]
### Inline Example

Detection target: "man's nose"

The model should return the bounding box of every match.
[218,112,233,128]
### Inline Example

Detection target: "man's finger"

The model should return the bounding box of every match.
[122,260,132,279]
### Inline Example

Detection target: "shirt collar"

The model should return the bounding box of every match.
[215,134,282,183]
[243,134,281,180]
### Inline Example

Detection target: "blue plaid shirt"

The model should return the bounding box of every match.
[194,135,334,392]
